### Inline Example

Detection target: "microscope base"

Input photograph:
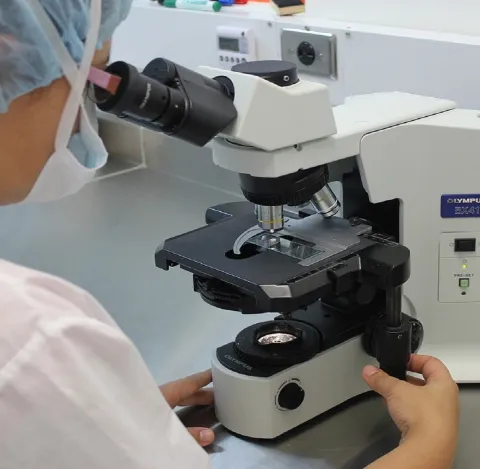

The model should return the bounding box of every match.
[212,336,375,439]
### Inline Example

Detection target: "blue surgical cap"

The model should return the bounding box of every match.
[0,0,133,113]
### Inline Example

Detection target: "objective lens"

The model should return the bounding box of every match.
[310,184,341,218]
[256,205,284,232]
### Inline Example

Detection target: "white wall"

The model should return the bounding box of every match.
[306,0,480,36]
[109,2,480,193]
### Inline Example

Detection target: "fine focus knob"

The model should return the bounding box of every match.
[277,381,305,410]
[410,318,424,353]
[231,60,299,87]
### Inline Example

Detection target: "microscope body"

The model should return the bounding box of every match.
[199,80,480,437]
[98,57,480,439]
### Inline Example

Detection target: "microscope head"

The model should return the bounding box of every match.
[94,58,336,151]
[198,60,337,151]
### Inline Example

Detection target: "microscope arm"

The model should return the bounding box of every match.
[208,91,456,178]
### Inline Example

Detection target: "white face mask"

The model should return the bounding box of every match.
[23,0,107,203]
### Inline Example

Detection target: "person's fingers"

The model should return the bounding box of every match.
[406,375,425,387]
[188,427,215,447]
[177,389,214,407]
[160,370,212,407]
[408,355,453,384]
[363,365,401,399]
[159,383,175,407]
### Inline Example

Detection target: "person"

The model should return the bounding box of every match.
[0,1,459,468]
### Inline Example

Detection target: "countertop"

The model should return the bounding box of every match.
[0,168,477,468]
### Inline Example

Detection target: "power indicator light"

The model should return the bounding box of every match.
[462,264,468,270]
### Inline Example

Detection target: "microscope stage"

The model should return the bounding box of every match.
[156,212,382,313]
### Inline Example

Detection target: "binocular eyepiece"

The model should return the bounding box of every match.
[94,58,237,147]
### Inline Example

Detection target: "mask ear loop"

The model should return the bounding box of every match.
[26,0,102,150]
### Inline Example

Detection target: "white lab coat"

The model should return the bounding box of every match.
[0,260,211,469]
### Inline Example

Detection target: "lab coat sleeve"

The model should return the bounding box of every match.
[0,315,212,469]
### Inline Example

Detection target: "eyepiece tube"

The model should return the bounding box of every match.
[94,58,237,147]
[256,205,284,232]
[94,61,185,129]
[310,184,341,218]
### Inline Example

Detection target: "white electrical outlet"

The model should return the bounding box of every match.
[281,29,337,79]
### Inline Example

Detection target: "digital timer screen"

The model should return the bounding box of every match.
[219,37,240,52]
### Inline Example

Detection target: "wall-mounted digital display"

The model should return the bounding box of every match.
[219,37,240,52]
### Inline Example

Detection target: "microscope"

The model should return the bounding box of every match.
[96,58,480,439]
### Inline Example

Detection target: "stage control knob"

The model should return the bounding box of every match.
[277,381,305,410]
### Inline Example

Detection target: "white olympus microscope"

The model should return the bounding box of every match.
[96,59,480,439]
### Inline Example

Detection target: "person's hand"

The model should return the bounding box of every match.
[160,370,215,447]
[92,40,111,69]
[363,355,459,466]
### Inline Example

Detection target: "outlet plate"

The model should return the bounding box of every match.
[281,29,337,79]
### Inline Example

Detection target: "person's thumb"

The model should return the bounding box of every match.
[187,427,215,447]
[363,365,400,399]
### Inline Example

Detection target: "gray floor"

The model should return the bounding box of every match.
[0,168,477,468]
